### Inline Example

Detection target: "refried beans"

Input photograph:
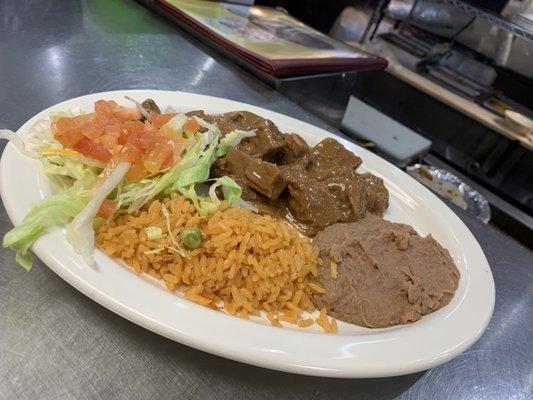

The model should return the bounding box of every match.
[313,214,460,328]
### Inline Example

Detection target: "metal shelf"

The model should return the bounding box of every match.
[445,0,533,42]
[363,0,533,44]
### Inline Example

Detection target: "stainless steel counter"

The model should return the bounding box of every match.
[0,1,531,399]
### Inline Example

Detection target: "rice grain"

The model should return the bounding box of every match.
[96,194,330,331]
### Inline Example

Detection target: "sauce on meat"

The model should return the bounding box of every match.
[208,111,389,235]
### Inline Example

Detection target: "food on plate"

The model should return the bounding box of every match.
[2,98,254,269]
[0,96,459,332]
[312,214,460,328]
[180,227,203,249]
[96,193,339,330]
[209,112,389,235]
[140,98,161,117]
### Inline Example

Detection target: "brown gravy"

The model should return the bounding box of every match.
[206,110,389,235]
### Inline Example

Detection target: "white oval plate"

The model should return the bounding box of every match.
[0,90,495,378]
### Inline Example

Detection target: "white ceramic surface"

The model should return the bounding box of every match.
[0,90,495,378]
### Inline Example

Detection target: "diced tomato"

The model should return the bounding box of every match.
[114,106,141,122]
[94,101,115,117]
[73,137,112,163]
[94,100,117,115]
[144,120,157,135]
[52,100,198,180]
[105,123,122,136]
[150,112,176,129]
[122,120,144,135]
[183,117,200,133]
[52,115,93,147]
[117,134,128,145]
[122,132,156,151]
[54,129,85,148]
[97,199,117,218]
[115,143,143,163]
[99,127,121,149]
[93,100,120,125]
[161,154,174,169]
[126,162,147,182]
[54,114,91,134]
[80,123,104,141]
[98,134,119,149]
[143,152,167,174]
[143,141,174,174]
[53,118,74,134]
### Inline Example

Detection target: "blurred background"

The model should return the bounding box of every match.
[233,0,533,247]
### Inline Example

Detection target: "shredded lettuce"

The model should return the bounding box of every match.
[41,156,101,191]
[193,116,220,133]
[39,148,104,168]
[24,122,60,158]
[27,119,54,142]
[1,109,104,269]
[0,129,34,158]
[174,140,218,188]
[117,139,208,213]
[231,198,259,212]
[49,109,84,123]
[182,176,242,215]
[161,204,186,256]
[213,176,243,203]
[117,122,252,215]
[2,178,96,270]
[165,113,188,133]
[66,162,130,264]
[118,123,221,212]
[216,129,256,157]
[2,109,254,270]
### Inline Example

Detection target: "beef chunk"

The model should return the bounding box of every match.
[310,138,362,170]
[211,148,251,182]
[287,175,367,236]
[211,111,285,160]
[225,148,252,175]
[245,159,287,200]
[185,110,206,118]
[287,180,342,233]
[332,175,367,221]
[289,138,363,182]
[360,172,389,216]
[281,133,309,164]
[231,176,266,203]
[200,109,389,236]
[211,157,226,178]
[252,129,285,161]
[217,148,287,201]
[223,149,267,202]
[280,160,306,184]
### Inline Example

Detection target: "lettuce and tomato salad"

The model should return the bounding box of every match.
[0,98,255,269]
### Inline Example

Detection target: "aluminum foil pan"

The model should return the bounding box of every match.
[406,164,491,223]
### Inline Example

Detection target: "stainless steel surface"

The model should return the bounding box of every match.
[386,0,533,78]
[0,1,532,399]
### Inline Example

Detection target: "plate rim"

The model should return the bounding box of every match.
[0,90,495,378]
